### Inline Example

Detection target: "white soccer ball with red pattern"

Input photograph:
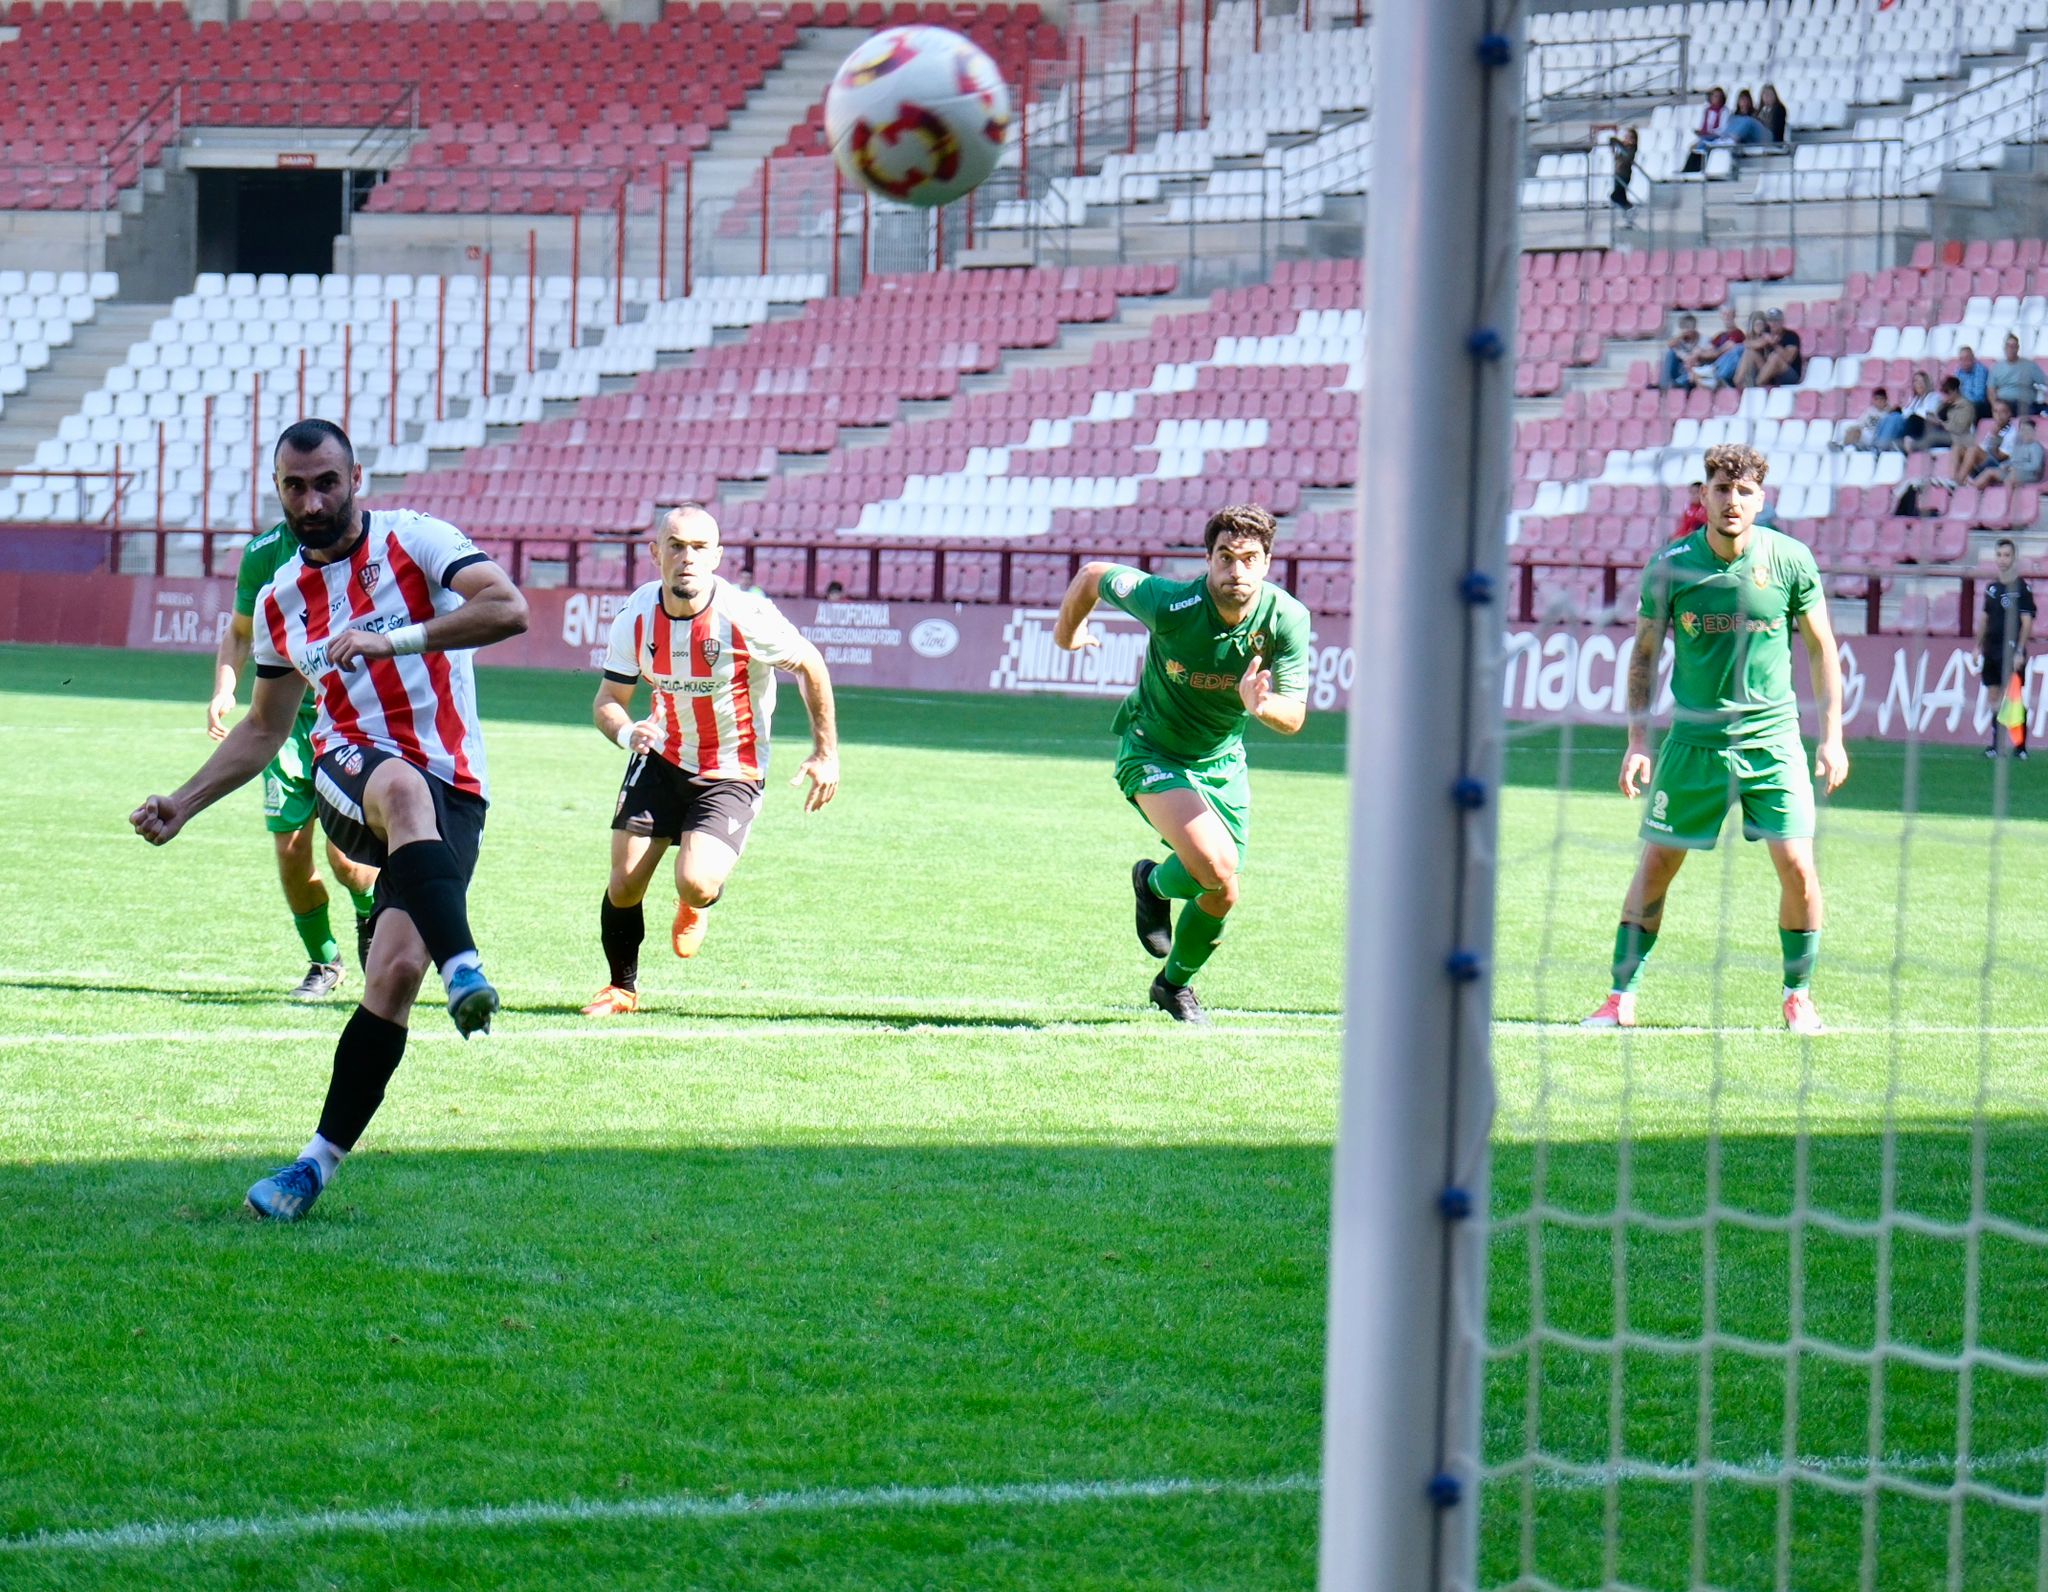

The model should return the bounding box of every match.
[824,25,1011,209]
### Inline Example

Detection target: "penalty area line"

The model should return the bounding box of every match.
[1495,1020,2048,1038]
[0,1473,1319,1556]
[0,1021,1330,1049]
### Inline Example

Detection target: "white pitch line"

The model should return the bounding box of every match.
[0,1472,1318,1557]
[1496,1021,2048,1038]
[0,1021,1329,1049]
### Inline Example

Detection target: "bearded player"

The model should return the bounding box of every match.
[132,419,529,1220]
[1052,503,1312,1024]
[1583,442,1849,1035]
[209,518,380,1000]
[580,503,840,1016]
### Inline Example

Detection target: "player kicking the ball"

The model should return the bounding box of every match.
[580,504,839,1016]
[1052,503,1311,1024]
[1583,442,1849,1035]
[131,420,528,1220]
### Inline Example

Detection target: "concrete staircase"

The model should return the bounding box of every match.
[686,26,866,224]
[0,303,163,474]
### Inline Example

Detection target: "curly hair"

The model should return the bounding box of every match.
[1203,502,1277,554]
[1702,442,1768,486]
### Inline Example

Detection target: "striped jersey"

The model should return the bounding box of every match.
[601,577,809,780]
[250,509,494,799]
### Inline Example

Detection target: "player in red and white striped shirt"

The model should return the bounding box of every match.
[581,503,839,1015]
[131,420,529,1221]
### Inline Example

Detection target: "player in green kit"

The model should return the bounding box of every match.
[207,521,380,1000]
[1052,503,1313,1023]
[1582,443,1850,1035]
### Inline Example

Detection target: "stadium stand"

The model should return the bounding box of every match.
[0,269,117,417]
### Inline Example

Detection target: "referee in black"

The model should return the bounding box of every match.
[1976,537,2036,760]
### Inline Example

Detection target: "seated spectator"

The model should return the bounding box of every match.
[822,579,847,600]
[1955,344,1990,411]
[1936,376,1979,481]
[1662,313,1704,388]
[1608,127,1640,230]
[1758,84,1789,143]
[1990,333,2047,416]
[1838,387,1895,449]
[1724,89,1769,146]
[2005,417,2045,485]
[1674,480,1708,539]
[1695,306,1746,386]
[1681,87,1729,171]
[1901,369,1942,447]
[1734,309,1801,387]
[1959,397,2016,482]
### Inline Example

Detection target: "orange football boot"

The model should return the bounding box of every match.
[580,985,640,1018]
[672,900,709,958]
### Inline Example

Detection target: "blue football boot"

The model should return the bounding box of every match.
[246,1158,324,1222]
[446,964,499,1038]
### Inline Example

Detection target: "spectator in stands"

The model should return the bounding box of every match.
[1980,415,2044,487]
[1724,90,1769,147]
[1837,387,1894,450]
[1991,333,2047,416]
[1901,369,1943,448]
[1733,309,1801,387]
[1959,396,2016,482]
[1955,344,1990,411]
[1757,84,1789,144]
[1674,480,1708,539]
[1695,305,1746,386]
[822,580,846,600]
[1662,313,1704,388]
[1681,87,1729,171]
[1936,375,1980,481]
[1608,127,1640,230]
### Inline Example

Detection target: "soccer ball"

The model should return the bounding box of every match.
[824,26,1011,209]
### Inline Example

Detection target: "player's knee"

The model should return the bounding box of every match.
[367,942,431,1002]
[607,872,648,908]
[1206,871,1243,913]
[678,874,724,909]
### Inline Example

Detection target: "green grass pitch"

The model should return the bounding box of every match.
[1,642,2044,1591]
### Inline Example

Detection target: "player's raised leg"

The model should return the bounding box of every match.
[1584,842,1687,1028]
[671,828,743,958]
[1768,836,1824,1034]
[248,902,436,1221]
[1134,787,1240,1025]
[360,755,497,1036]
[583,827,669,1016]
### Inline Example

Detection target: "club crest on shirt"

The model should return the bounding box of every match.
[699,636,722,668]
[359,561,382,594]
[1752,563,1770,589]
[1248,630,1268,654]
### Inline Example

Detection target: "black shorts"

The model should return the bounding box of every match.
[611,754,764,851]
[1984,652,2027,690]
[312,743,488,896]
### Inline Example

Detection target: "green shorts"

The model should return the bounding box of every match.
[1640,737,1815,850]
[261,720,320,834]
[1114,734,1251,853]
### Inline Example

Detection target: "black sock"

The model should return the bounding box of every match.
[381,840,477,973]
[601,893,644,990]
[315,1005,409,1150]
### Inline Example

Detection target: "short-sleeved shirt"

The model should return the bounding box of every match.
[234,522,317,734]
[601,576,809,780]
[1095,566,1312,763]
[1639,525,1823,750]
[1984,576,2036,662]
[1991,358,2048,405]
[251,509,494,799]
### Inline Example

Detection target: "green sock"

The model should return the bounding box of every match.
[1780,928,1820,991]
[1149,855,1206,901]
[292,902,339,965]
[1611,922,1658,993]
[1164,900,1228,986]
[347,886,377,920]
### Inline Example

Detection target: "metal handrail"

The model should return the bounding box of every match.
[1526,33,1689,113]
[1901,55,2048,189]
[346,84,424,171]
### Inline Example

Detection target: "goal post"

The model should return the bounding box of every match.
[1318,1,1523,1588]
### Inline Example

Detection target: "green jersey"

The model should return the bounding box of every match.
[1096,566,1313,762]
[234,522,316,733]
[1639,524,1822,750]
